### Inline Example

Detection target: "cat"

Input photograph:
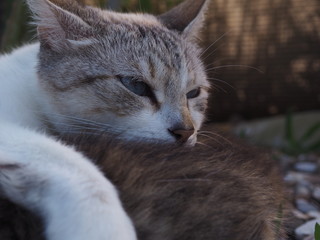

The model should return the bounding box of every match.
[0,0,210,239]
[0,132,288,240]
[0,0,209,144]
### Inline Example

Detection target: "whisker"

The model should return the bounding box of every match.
[38,112,124,130]
[34,112,131,138]
[51,114,114,128]
[205,58,229,68]
[35,112,101,127]
[59,130,101,135]
[198,133,224,146]
[41,118,121,133]
[209,83,228,93]
[201,43,224,62]
[207,77,236,91]
[199,130,233,145]
[205,65,264,73]
[200,31,229,58]
[196,141,212,148]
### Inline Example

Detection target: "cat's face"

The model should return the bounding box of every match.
[31,0,209,145]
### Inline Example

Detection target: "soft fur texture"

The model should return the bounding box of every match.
[0,132,288,240]
[73,133,288,240]
[0,0,210,239]
[0,0,209,143]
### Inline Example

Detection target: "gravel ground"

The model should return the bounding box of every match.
[274,151,320,240]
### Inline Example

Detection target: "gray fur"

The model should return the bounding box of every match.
[29,0,210,143]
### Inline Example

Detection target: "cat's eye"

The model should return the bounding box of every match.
[186,88,201,99]
[119,76,153,98]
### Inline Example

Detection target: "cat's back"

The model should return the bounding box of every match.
[0,43,43,129]
[73,134,288,240]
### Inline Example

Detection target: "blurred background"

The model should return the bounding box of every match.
[0,0,320,238]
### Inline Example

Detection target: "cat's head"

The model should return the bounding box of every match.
[28,0,210,145]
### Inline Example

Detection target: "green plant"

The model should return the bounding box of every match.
[274,203,283,236]
[315,222,320,240]
[283,111,320,155]
[139,0,151,11]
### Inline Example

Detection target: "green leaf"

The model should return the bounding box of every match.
[315,222,320,240]
[274,203,283,236]
[238,129,248,139]
[299,122,320,143]
[285,110,294,142]
[139,0,152,12]
[305,139,320,152]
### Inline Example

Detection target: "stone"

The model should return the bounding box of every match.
[307,211,320,219]
[294,162,318,173]
[296,185,311,198]
[296,199,319,213]
[313,187,320,200]
[284,171,306,184]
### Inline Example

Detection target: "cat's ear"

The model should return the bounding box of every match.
[158,0,209,40]
[27,0,93,52]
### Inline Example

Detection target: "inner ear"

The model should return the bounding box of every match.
[158,0,208,34]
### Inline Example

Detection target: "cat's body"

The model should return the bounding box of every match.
[0,0,289,239]
[70,132,289,240]
[0,0,210,239]
[0,132,288,240]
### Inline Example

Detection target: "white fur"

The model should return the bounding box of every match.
[0,43,43,129]
[0,45,137,239]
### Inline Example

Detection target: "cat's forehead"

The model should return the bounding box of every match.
[97,13,188,57]
[88,12,205,87]
[82,10,196,64]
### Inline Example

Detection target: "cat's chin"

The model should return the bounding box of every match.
[108,133,198,147]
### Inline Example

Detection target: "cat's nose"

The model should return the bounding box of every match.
[168,128,195,142]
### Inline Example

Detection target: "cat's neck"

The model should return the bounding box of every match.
[0,43,46,130]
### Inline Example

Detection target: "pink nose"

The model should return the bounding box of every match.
[168,128,195,142]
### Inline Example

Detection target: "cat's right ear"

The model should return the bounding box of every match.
[158,0,209,41]
[27,0,93,52]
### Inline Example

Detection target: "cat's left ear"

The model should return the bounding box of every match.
[158,0,209,40]
[27,0,94,52]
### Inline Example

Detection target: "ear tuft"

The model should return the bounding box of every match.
[27,0,93,52]
[158,0,209,40]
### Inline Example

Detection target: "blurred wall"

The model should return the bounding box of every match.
[0,0,319,121]
[203,0,320,121]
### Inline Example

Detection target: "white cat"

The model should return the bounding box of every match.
[0,0,209,239]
